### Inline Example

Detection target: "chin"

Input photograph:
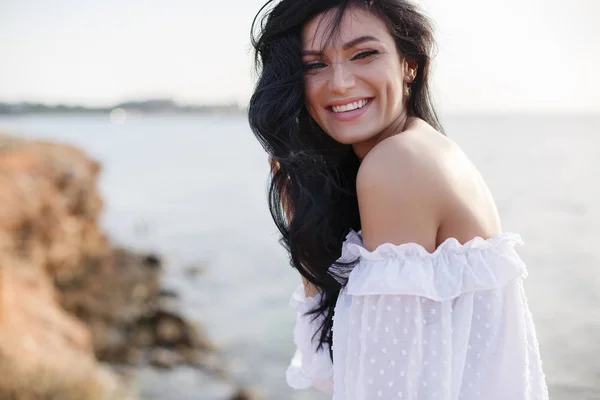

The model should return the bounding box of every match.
[326,125,375,144]
[328,131,367,145]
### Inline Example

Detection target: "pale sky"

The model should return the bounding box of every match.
[1,0,598,113]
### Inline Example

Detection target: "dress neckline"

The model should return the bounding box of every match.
[349,229,521,258]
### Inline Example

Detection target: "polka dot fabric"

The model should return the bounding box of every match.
[286,230,549,399]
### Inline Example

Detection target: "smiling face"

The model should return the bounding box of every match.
[302,7,414,148]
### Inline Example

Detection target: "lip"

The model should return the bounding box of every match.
[326,97,373,108]
[326,98,374,122]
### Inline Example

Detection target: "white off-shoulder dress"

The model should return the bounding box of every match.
[286,229,549,399]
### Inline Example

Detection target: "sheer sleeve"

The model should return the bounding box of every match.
[286,284,334,394]
[327,230,549,400]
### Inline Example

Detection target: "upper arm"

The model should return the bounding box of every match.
[356,138,449,253]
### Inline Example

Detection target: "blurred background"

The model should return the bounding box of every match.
[0,0,598,399]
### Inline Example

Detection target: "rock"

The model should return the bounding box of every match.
[0,133,241,398]
[158,288,179,299]
[126,348,143,365]
[0,135,132,399]
[177,346,202,366]
[132,326,155,348]
[143,254,161,270]
[0,265,128,399]
[156,316,184,345]
[132,283,150,301]
[149,348,182,369]
[0,135,108,278]
[230,387,265,400]
[136,309,202,348]
[184,262,206,278]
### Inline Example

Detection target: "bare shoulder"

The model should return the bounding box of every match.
[357,120,454,186]
[356,119,455,253]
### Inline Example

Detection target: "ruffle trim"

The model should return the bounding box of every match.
[286,350,334,392]
[287,284,333,392]
[331,230,528,301]
[290,284,322,313]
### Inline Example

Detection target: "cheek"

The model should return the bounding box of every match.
[304,82,323,119]
[381,72,404,107]
[375,59,404,91]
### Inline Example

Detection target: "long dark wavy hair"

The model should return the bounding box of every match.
[248,0,444,360]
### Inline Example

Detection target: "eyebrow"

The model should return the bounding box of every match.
[301,35,380,56]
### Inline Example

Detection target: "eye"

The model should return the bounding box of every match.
[352,50,379,60]
[303,62,327,71]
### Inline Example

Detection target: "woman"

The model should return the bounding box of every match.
[249,0,549,398]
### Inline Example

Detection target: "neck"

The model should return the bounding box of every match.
[352,111,411,161]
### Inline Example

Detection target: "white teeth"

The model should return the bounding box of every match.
[331,99,369,113]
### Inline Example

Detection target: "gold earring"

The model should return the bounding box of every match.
[404,83,411,97]
[406,68,417,82]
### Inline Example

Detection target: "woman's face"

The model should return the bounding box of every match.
[301,7,412,146]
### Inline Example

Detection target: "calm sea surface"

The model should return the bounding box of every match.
[0,114,598,400]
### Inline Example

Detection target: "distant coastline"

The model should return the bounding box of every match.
[0,99,246,115]
[2,101,597,119]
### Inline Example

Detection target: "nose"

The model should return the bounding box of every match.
[328,62,355,94]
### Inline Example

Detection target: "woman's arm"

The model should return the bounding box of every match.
[356,137,447,252]
[269,157,319,298]
[301,276,319,298]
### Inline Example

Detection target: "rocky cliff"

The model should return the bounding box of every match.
[0,134,247,399]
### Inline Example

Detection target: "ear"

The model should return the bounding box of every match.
[402,58,418,83]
